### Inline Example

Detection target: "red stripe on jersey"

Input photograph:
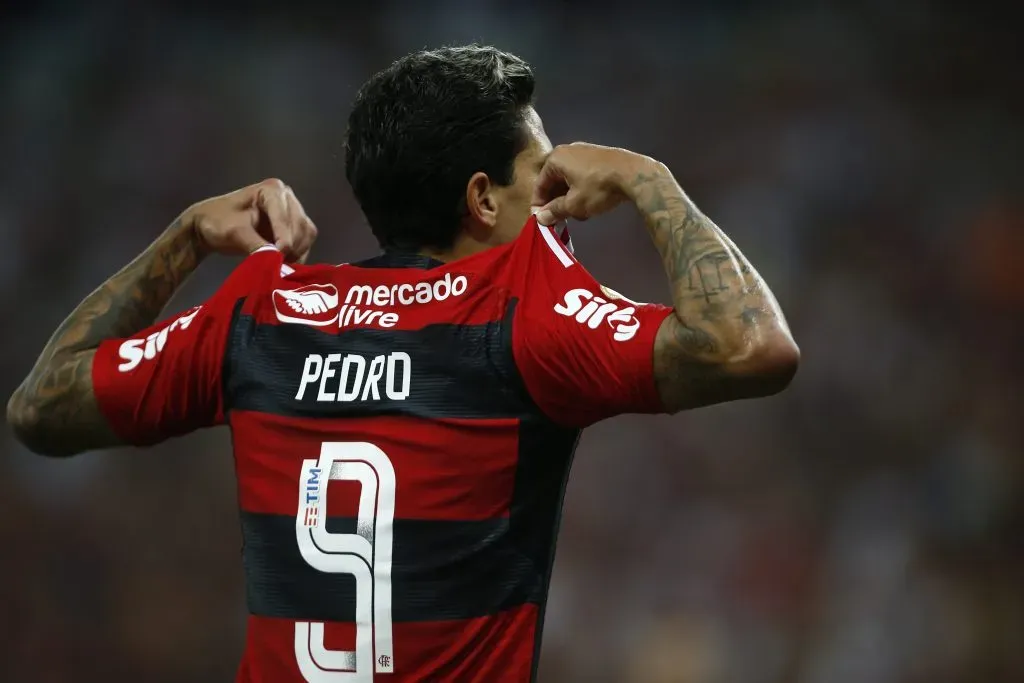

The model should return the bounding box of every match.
[238,606,538,683]
[231,410,521,520]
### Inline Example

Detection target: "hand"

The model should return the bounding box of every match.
[532,143,662,226]
[183,179,318,262]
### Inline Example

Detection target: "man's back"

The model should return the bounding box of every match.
[86,216,674,682]
[230,237,577,682]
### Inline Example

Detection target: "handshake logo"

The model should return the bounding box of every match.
[273,273,471,330]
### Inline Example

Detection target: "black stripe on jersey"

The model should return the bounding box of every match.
[222,297,247,405]
[223,304,531,421]
[511,417,581,682]
[241,512,545,623]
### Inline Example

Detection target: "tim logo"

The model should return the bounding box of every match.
[273,284,340,327]
[301,467,322,528]
[554,288,641,342]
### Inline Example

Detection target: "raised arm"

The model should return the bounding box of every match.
[627,165,798,411]
[533,143,798,413]
[7,179,316,456]
[6,220,206,455]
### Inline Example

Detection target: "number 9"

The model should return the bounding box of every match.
[294,442,396,681]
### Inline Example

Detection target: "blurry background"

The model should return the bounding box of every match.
[1,2,1021,682]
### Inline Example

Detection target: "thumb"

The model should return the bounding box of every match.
[235,225,274,255]
[274,235,295,257]
[193,210,272,256]
[534,198,566,227]
[535,190,585,226]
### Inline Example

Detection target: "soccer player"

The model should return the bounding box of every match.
[8,46,798,682]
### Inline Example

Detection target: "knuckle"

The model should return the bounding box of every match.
[194,215,214,232]
[260,178,287,192]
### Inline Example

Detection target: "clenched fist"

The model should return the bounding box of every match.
[182,178,318,263]
[532,143,664,226]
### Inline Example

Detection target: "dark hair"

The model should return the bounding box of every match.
[344,45,536,251]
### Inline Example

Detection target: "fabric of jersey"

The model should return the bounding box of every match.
[91,217,673,683]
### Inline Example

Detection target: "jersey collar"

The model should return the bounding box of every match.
[354,251,446,270]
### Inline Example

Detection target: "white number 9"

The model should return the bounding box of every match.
[295,442,397,681]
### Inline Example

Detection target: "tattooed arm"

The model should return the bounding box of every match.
[533,143,799,413]
[7,179,317,456]
[6,221,204,456]
[627,166,798,411]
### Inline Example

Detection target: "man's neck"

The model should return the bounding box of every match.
[418,233,492,264]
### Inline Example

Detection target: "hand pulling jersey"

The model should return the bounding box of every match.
[92,217,673,682]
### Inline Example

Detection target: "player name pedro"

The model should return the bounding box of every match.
[295,351,411,404]
[280,275,464,404]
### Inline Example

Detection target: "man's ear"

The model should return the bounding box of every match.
[465,171,499,238]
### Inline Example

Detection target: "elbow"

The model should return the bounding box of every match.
[727,333,800,397]
[7,388,45,455]
[656,316,799,412]
[7,389,37,454]
[6,388,76,458]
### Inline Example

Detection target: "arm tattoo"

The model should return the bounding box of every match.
[7,218,205,455]
[627,168,793,410]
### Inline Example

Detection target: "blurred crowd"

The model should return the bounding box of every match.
[1,3,1020,683]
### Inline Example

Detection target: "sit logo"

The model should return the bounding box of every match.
[554,288,640,342]
[117,306,202,372]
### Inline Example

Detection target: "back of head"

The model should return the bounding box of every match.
[344,45,535,252]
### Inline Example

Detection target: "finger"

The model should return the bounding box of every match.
[291,216,318,264]
[231,225,273,254]
[255,179,297,257]
[242,232,274,254]
[279,208,316,264]
[535,196,571,227]
[541,187,595,225]
[235,206,274,253]
[285,195,318,259]
[279,186,320,263]
[531,157,569,208]
[196,212,271,254]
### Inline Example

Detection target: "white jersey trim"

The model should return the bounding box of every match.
[536,221,574,268]
[248,244,295,277]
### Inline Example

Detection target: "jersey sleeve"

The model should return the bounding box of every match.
[511,220,674,427]
[91,248,284,446]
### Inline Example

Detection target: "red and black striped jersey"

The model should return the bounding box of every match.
[92,217,673,683]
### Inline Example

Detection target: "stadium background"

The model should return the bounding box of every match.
[1,3,1021,682]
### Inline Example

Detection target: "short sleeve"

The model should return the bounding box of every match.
[91,248,283,445]
[511,220,674,427]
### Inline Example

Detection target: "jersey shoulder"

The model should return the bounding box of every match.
[468,215,577,298]
[234,217,572,332]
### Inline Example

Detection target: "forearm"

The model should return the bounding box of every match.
[625,163,797,409]
[7,214,206,455]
